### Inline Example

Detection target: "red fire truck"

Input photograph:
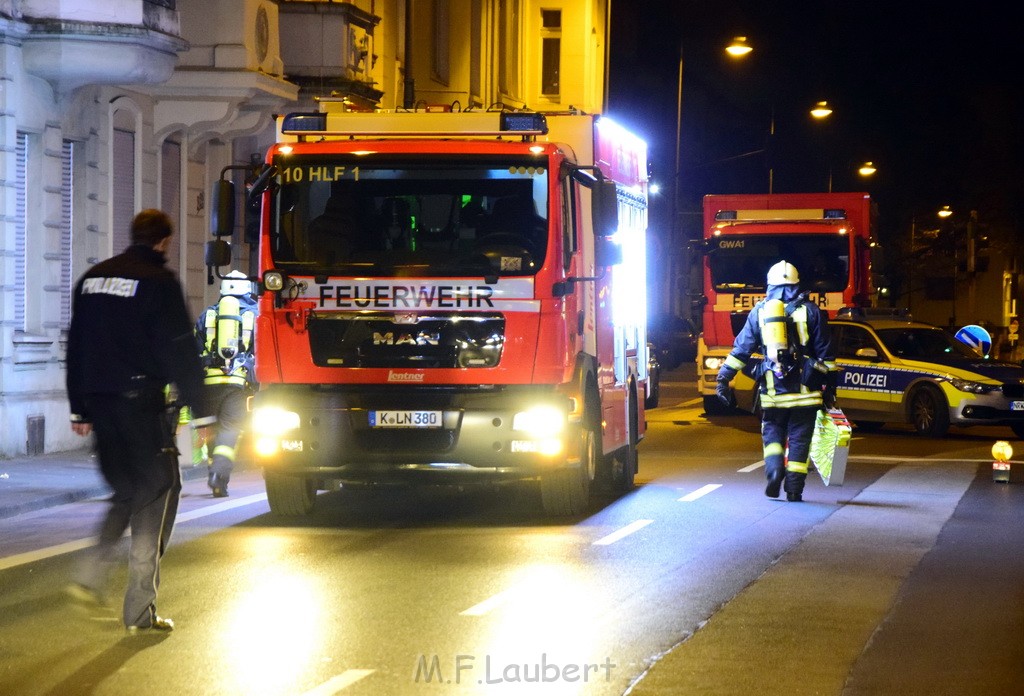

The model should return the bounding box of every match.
[695,192,878,414]
[207,106,649,516]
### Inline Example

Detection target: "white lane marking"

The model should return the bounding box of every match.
[677,484,722,502]
[592,519,654,546]
[0,538,98,572]
[0,493,270,571]
[175,493,268,522]
[460,588,519,616]
[300,669,375,695]
[738,460,765,473]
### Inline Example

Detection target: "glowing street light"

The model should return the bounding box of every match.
[858,161,877,177]
[810,100,833,119]
[938,205,953,218]
[725,36,752,57]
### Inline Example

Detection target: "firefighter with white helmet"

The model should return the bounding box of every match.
[195,270,257,497]
[715,260,837,501]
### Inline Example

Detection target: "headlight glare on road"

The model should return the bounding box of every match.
[252,407,301,435]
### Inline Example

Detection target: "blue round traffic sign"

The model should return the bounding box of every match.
[955,324,992,356]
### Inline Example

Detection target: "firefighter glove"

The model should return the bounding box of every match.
[716,376,735,407]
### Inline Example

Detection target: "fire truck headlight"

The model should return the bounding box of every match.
[703,356,725,371]
[252,406,301,435]
[512,406,566,437]
[263,271,285,292]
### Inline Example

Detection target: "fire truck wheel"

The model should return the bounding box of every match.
[539,427,595,516]
[265,472,317,516]
[614,391,639,491]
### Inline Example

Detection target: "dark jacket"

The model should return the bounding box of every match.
[66,244,210,424]
[719,283,834,408]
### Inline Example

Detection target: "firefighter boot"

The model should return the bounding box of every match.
[208,471,229,498]
[784,471,806,502]
[765,466,784,499]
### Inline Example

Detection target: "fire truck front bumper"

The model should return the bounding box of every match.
[248,386,584,485]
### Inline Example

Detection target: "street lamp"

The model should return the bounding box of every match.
[938,206,956,326]
[808,101,835,190]
[858,161,877,177]
[671,36,752,319]
[810,100,833,119]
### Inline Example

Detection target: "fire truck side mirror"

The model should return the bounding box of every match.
[211,179,236,237]
[205,239,232,269]
[592,179,619,237]
[595,235,622,267]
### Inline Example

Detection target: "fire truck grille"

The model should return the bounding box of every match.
[308,312,505,368]
[357,428,456,453]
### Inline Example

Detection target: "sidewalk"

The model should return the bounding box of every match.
[0,448,211,520]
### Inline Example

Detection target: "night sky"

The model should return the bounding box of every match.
[607,2,1023,253]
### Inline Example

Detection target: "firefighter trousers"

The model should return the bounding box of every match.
[201,382,249,481]
[760,405,818,495]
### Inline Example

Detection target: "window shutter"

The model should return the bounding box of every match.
[161,139,182,273]
[60,141,74,327]
[112,128,135,256]
[15,132,27,330]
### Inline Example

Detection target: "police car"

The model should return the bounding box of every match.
[734,308,1024,437]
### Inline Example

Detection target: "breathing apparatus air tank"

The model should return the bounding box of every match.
[762,298,789,378]
[216,294,243,361]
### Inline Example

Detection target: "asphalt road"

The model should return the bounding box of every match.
[1,369,1022,695]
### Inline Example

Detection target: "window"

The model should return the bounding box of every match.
[497,0,521,100]
[161,138,182,273]
[111,107,138,258]
[540,9,561,97]
[432,0,450,85]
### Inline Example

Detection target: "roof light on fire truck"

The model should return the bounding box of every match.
[715,211,739,221]
[281,112,327,133]
[512,405,566,437]
[823,208,847,219]
[252,406,301,435]
[499,112,548,134]
[529,145,545,154]
[263,271,285,292]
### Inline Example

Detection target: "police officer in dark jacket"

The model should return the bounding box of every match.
[715,261,836,502]
[66,209,214,633]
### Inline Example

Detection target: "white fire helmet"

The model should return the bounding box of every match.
[220,270,253,297]
[766,260,800,286]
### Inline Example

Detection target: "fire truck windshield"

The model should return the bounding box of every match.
[708,234,850,293]
[268,154,548,277]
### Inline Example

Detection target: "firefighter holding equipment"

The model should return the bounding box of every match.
[196,270,257,497]
[715,260,837,502]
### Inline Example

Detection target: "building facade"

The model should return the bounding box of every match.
[0,0,609,457]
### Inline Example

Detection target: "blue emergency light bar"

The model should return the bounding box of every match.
[281,112,327,133]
